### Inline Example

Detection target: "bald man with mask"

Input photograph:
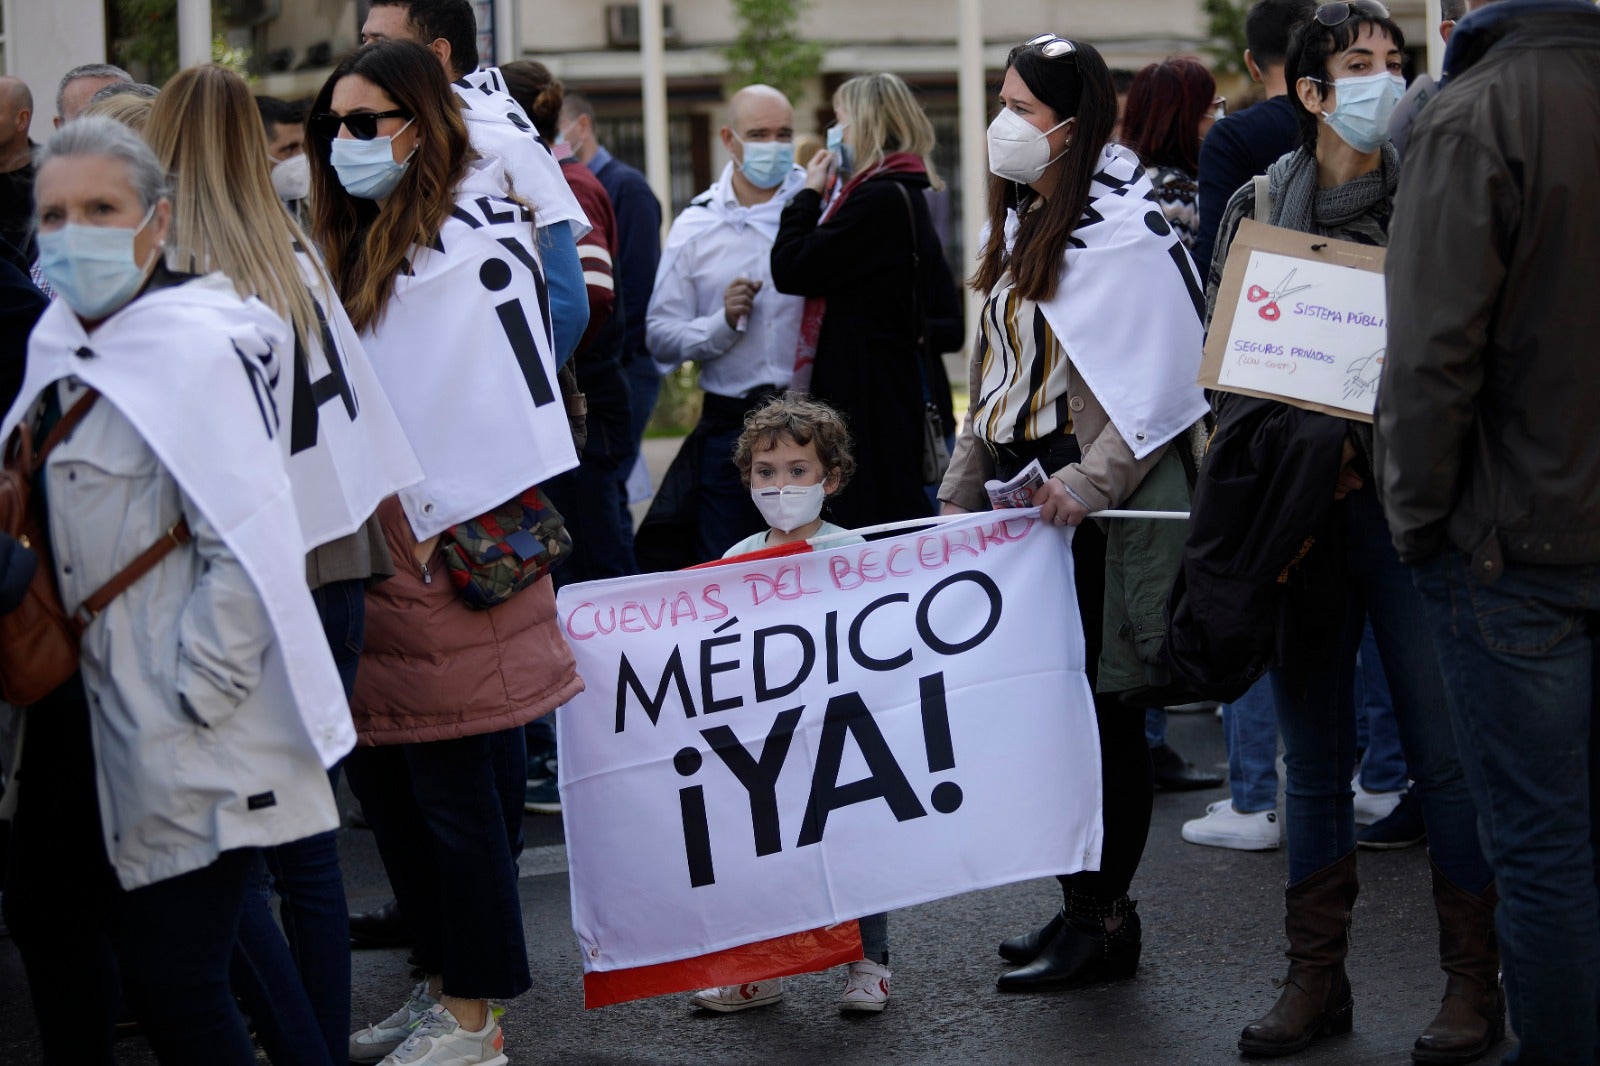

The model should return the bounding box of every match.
[0,77,38,267]
[642,84,808,564]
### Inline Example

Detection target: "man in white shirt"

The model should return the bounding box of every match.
[644,85,807,564]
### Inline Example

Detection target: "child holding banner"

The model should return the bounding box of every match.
[690,396,892,1013]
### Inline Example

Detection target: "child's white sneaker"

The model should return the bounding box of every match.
[688,979,784,1012]
[838,960,891,1013]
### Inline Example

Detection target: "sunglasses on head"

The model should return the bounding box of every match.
[309,109,412,141]
[1025,33,1078,60]
[1314,0,1391,27]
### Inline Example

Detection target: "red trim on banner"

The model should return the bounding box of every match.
[685,539,814,570]
[582,923,864,1009]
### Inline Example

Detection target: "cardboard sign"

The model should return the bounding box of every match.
[555,512,1104,1002]
[1200,219,1388,422]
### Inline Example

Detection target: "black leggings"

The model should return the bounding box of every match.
[992,436,1154,906]
[1057,518,1154,904]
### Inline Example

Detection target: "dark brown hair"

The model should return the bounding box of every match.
[499,60,564,143]
[971,38,1118,302]
[733,394,857,491]
[1122,57,1216,174]
[305,40,471,332]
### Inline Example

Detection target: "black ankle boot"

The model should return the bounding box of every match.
[996,894,1141,992]
[998,908,1065,965]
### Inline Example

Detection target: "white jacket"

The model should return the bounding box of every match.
[13,277,346,890]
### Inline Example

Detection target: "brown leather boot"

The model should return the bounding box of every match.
[1413,862,1506,1064]
[1239,851,1359,1057]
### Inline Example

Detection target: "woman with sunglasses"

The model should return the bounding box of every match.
[306,41,583,1066]
[770,72,955,531]
[940,35,1209,993]
[1201,4,1501,1060]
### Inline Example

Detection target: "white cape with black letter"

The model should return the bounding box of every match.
[2,276,355,767]
[456,68,591,239]
[361,156,580,541]
[1008,143,1209,460]
[276,250,423,549]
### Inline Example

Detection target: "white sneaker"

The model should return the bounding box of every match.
[838,960,891,1013]
[1353,781,1404,826]
[1181,800,1280,851]
[350,980,439,1063]
[689,979,784,1012]
[382,1004,507,1066]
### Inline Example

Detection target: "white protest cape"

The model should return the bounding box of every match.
[1014,143,1209,460]
[363,157,580,541]
[272,249,422,549]
[654,162,808,283]
[456,68,591,239]
[3,276,354,767]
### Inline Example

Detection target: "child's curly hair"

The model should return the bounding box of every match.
[732,393,857,491]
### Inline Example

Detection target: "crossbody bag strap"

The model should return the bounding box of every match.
[72,518,193,636]
[34,387,102,473]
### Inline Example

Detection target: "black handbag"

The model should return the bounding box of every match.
[892,182,951,486]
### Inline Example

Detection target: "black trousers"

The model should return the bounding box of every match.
[992,433,1154,904]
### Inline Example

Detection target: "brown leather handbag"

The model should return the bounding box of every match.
[0,389,192,705]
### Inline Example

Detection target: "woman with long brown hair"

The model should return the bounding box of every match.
[306,40,582,1066]
[1120,56,1223,251]
[940,34,1209,992]
[144,62,422,1066]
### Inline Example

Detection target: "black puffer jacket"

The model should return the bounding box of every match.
[1161,395,1346,701]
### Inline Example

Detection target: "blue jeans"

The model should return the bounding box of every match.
[1272,487,1491,890]
[1412,551,1600,1064]
[1144,707,1167,748]
[344,733,532,1001]
[859,911,889,963]
[1355,621,1409,793]
[614,356,663,556]
[229,578,363,1064]
[1223,678,1280,814]
[4,681,258,1066]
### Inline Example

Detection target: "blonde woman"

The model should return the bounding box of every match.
[770,72,950,530]
[144,63,422,1066]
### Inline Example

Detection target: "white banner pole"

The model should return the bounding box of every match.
[639,0,672,229]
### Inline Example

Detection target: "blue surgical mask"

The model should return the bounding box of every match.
[37,204,160,321]
[825,123,854,177]
[1319,70,1406,153]
[330,118,415,200]
[732,133,794,189]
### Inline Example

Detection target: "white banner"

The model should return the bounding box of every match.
[556,511,1103,973]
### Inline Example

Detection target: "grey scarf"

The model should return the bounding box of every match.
[1266,143,1401,245]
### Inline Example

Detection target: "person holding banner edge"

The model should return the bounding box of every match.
[1197,4,1500,1059]
[939,34,1210,993]
[306,41,583,1066]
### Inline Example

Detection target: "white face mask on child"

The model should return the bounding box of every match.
[751,483,826,533]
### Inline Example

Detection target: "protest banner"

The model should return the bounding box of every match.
[1200,218,1388,422]
[555,511,1103,1006]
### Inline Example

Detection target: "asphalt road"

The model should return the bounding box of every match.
[0,707,1514,1065]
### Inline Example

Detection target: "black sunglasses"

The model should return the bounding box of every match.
[1314,0,1391,27]
[309,109,411,141]
[1025,33,1078,60]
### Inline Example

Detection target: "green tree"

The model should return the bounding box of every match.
[724,0,824,101]
[109,0,249,85]
[1201,0,1250,75]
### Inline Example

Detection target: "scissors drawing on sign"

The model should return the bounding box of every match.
[1246,269,1312,322]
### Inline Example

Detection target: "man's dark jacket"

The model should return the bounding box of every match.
[1376,0,1600,572]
